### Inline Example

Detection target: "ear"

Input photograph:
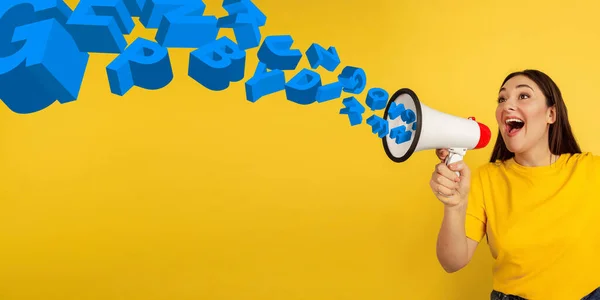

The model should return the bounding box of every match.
[547,106,557,124]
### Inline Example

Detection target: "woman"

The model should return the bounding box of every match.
[430,69,600,300]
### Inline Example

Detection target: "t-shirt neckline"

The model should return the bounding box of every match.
[504,153,568,174]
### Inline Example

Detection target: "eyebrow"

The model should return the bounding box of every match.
[499,84,534,93]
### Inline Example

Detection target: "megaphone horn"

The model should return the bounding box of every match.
[382,88,492,173]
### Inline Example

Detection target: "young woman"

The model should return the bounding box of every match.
[430,69,600,300]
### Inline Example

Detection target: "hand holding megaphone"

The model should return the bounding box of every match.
[430,149,471,206]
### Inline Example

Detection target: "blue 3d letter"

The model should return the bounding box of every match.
[123,0,146,17]
[66,0,134,53]
[245,62,285,102]
[366,87,388,110]
[388,102,405,120]
[390,125,412,144]
[285,69,322,105]
[366,115,389,138]
[106,37,173,96]
[338,66,366,94]
[257,35,302,70]
[0,0,89,114]
[316,82,343,103]
[218,0,266,50]
[189,36,246,91]
[306,43,340,72]
[339,96,365,126]
[221,0,266,26]
[141,0,218,48]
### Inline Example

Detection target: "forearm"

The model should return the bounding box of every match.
[436,203,469,273]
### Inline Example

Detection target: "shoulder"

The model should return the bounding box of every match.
[473,160,506,176]
[565,151,594,160]
[562,152,598,166]
[468,161,501,184]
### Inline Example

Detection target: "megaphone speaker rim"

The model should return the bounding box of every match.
[382,88,422,163]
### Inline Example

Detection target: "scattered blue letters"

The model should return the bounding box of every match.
[388,102,405,120]
[188,36,246,91]
[66,0,135,53]
[366,88,388,111]
[141,0,196,28]
[285,69,322,105]
[245,62,285,102]
[390,125,412,144]
[401,108,416,124]
[123,0,146,17]
[222,0,267,27]
[340,96,365,126]
[306,43,340,72]
[316,82,343,103]
[154,0,218,48]
[257,35,303,70]
[106,37,173,96]
[366,115,389,138]
[0,0,397,142]
[337,66,366,94]
[0,0,89,114]
[217,0,267,50]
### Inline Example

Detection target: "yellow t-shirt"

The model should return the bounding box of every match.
[465,152,600,299]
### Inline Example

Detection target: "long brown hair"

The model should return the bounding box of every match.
[489,69,581,162]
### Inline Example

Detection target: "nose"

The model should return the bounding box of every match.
[503,98,517,112]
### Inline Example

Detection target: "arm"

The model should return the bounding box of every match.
[436,202,479,273]
[432,149,483,272]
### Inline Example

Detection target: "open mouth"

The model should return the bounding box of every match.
[505,118,524,137]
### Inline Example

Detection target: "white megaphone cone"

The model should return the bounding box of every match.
[382,88,492,174]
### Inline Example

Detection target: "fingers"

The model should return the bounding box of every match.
[431,163,460,197]
[435,162,460,183]
[431,159,471,205]
[429,176,457,198]
[431,170,459,191]
[437,185,456,197]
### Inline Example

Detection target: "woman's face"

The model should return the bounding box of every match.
[495,75,556,155]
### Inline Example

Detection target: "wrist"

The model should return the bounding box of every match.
[444,200,467,213]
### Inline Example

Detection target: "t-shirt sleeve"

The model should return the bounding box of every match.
[465,166,487,242]
[590,153,600,182]
[592,153,600,169]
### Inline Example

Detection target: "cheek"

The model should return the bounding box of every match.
[495,106,503,123]
[525,110,548,129]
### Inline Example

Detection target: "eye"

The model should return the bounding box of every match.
[519,93,530,99]
[497,96,506,103]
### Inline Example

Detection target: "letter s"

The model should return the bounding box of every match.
[0,0,89,114]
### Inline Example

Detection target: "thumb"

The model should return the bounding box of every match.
[436,148,449,160]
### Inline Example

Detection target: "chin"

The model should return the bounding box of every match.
[505,144,522,154]
[502,136,523,154]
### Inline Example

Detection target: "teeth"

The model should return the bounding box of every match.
[505,118,524,124]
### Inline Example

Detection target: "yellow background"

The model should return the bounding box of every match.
[1,0,600,299]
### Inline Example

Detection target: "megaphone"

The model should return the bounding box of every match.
[381,88,492,173]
